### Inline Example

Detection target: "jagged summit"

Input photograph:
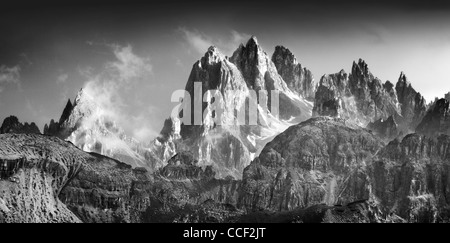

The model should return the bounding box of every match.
[59,99,73,124]
[154,36,315,178]
[273,46,297,63]
[0,116,41,134]
[313,58,428,133]
[272,45,315,100]
[351,58,370,78]
[201,45,224,66]
[397,71,410,86]
[247,35,258,46]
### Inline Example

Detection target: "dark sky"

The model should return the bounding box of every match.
[1,0,450,141]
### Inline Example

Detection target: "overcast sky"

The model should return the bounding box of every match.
[1,0,450,141]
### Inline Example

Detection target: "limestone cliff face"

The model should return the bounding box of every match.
[1,116,40,134]
[238,117,450,222]
[367,115,400,141]
[3,121,450,223]
[238,117,383,212]
[0,133,240,223]
[271,46,316,101]
[59,153,152,223]
[61,150,242,223]
[396,72,427,130]
[313,70,351,117]
[371,134,450,222]
[0,133,86,222]
[416,98,450,137]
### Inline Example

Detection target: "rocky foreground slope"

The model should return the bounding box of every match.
[240,117,450,222]
[2,116,449,223]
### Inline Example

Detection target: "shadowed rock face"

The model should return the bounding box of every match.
[371,134,450,222]
[238,117,450,222]
[60,149,243,223]
[238,200,403,223]
[416,98,450,137]
[0,133,241,223]
[396,72,427,130]
[3,117,450,223]
[158,151,215,180]
[238,117,383,212]
[1,116,40,134]
[367,115,399,141]
[271,46,315,101]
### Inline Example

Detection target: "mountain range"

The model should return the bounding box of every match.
[1,36,450,223]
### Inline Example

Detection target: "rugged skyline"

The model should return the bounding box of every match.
[1,0,450,142]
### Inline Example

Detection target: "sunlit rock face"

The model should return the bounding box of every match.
[154,37,314,179]
[313,59,401,126]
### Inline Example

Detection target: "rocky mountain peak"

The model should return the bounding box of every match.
[201,46,224,66]
[352,58,370,77]
[273,46,297,65]
[394,71,427,129]
[0,116,41,134]
[367,115,399,141]
[247,35,259,46]
[314,59,405,128]
[271,45,316,100]
[398,71,409,84]
[59,99,74,124]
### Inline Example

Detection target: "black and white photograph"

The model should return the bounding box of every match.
[1,0,450,230]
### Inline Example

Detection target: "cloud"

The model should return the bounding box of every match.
[107,44,153,82]
[80,44,157,142]
[0,65,21,93]
[178,27,250,55]
[56,73,69,84]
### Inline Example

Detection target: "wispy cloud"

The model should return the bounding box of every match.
[56,73,69,84]
[178,27,250,55]
[107,44,153,82]
[80,44,157,141]
[0,65,21,93]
